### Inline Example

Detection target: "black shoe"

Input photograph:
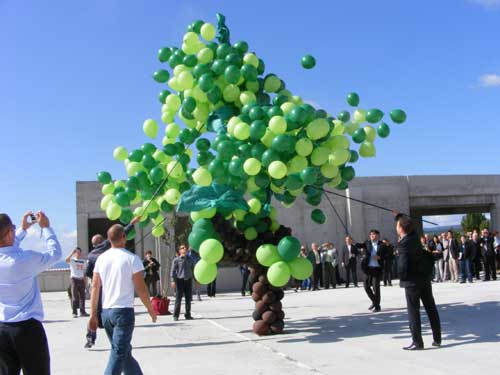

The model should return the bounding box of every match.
[84,341,93,349]
[373,306,381,312]
[368,304,375,310]
[185,315,194,320]
[432,341,441,347]
[345,285,349,288]
[173,316,179,321]
[354,284,359,287]
[80,312,89,317]
[403,344,424,351]
[72,313,78,318]
[388,283,393,286]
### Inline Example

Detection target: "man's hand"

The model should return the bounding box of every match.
[88,315,98,331]
[37,211,50,228]
[131,216,141,225]
[171,281,176,290]
[148,308,157,323]
[21,211,35,231]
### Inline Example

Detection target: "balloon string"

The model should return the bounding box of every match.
[318,187,439,226]
[323,192,350,235]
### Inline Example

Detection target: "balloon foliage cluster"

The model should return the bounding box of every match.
[97,13,406,289]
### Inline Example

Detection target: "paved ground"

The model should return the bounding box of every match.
[43,279,500,374]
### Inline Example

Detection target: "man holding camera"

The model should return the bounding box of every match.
[0,211,62,375]
[65,247,89,318]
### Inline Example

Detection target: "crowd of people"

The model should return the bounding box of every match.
[1,209,500,373]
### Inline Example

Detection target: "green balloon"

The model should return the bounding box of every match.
[288,257,313,280]
[377,122,391,138]
[267,261,291,287]
[264,75,281,93]
[126,227,136,240]
[341,166,356,181]
[141,143,156,155]
[390,109,407,124]
[256,244,281,267]
[141,154,157,170]
[158,47,172,63]
[306,118,330,140]
[346,92,360,107]
[199,238,224,264]
[106,203,122,221]
[208,159,225,177]
[207,86,222,104]
[301,54,316,69]
[285,174,303,190]
[352,128,366,144]
[115,192,130,207]
[153,69,170,83]
[271,134,295,153]
[277,236,301,262]
[254,173,270,188]
[194,260,217,285]
[310,146,329,166]
[366,109,384,123]
[300,167,318,185]
[234,40,249,54]
[198,73,214,92]
[349,150,359,163]
[188,228,215,252]
[241,64,258,81]
[193,218,215,233]
[337,111,350,123]
[183,54,198,67]
[143,119,159,139]
[250,120,267,142]
[228,158,245,177]
[149,166,165,183]
[97,171,112,184]
[359,141,376,158]
[311,208,326,224]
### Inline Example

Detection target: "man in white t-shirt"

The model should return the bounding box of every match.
[65,247,88,318]
[89,224,156,375]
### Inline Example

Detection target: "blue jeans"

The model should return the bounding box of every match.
[102,308,142,375]
[302,278,311,290]
[460,259,472,282]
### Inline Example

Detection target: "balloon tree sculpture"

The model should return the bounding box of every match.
[97,13,406,335]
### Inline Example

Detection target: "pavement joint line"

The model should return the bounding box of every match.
[195,313,325,374]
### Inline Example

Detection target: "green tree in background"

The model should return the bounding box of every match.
[461,213,490,233]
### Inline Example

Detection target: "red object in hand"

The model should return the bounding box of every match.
[151,297,171,315]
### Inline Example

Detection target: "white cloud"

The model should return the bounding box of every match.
[469,0,500,9]
[423,214,464,228]
[478,73,500,87]
[19,227,77,257]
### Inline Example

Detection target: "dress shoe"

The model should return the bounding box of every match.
[80,312,90,317]
[173,316,179,321]
[403,344,423,351]
[185,315,194,320]
[432,341,441,347]
[373,306,381,312]
[368,304,375,310]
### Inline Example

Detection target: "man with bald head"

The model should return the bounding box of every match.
[89,224,156,375]
[83,217,139,348]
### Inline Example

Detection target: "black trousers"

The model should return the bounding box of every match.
[473,258,482,279]
[0,319,50,375]
[145,275,158,296]
[323,262,337,288]
[383,259,393,285]
[174,278,192,318]
[312,263,322,290]
[241,271,250,295]
[483,254,497,280]
[71,278,86,314]
[207,279,217,297]
[404,283,442,347]
[364,267,381,308]
[345,259,358,287]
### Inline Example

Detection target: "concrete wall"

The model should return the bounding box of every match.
[71,175,500,294]
[39,269,71,292]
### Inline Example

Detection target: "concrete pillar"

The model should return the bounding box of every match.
[490,195,500,231]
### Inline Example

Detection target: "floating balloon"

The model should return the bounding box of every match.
[143,119,159,139]
[311,208,326,224]
[390,109,407,124]
[301,54,316,69]
[113,147,128,161]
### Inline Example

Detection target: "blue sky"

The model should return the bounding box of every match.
[1,0,499,251]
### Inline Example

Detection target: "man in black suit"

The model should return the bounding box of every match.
[395,214,441,350]
[357,230,386,312]
[470,232,482,280]
[481,229,497,281]
[446,231,460,283]
[342,236,359,288]
[382,238,395,286]
[459,234,473,283]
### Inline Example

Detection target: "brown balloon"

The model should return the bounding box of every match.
[269,301,282,312]
[262,291,277,304]
[253,320,270,336]
[270,320,284,334]
[255,300,268,314]
[262,310,277,324]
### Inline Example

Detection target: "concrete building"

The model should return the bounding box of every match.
[38,175,500,293]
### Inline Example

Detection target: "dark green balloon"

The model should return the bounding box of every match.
[97,171,112,184]
[161,200,173,213]
[142,154,157,170]
[337,111,350,123]
[366,109,384,123]
[314,109,328,119]
[311,209,326,224]
[115,192,130,207]
[163,144,177,156]
[153,69,170,83]
[238,144,252,159]
[128,149,144,162]
[124,187,136,200]
[377,122,391,138]
[126,176,140,190]
[182,96,196,113]
[390,109,407,124]
[224,65,241,84]
[243,212,258,226]
[196,138,211,152]
[349,150,359,163]
[249,106,265,121]
[300,167,318,185]
[135,171,149,187]
[241,64,258,81]
[158,90,170,104]
[257,58,265,75]
[208,159,225,177]
[346,92,360,107]
[126,228,136,240]
[183,54,198,67]
[285,174,303,190]
[261,149,280,167]
[250,120,267,142]
[271,134,296,153]
[301,54,316,69]
[168,54,182,69]
[336,180,349,190]
[251,143,267,159]
[207,86,222,104]
[267,106,283,118]
[149,166,165,183]
[217,140,236,162]
[188,229,214,252]
[141,143,156,155]
[289,107,307,124]
[228,158,245,177]
[120,208,133,224]
[216,43,232,59]
[234,41,249,54]
[352,128,366,144]
[114,186,125,195]
[192,63,210,78]
[211,59,228,75]
[254,173,270,188]
[177,154,190,167]
[341,166,355,181]
[193,218,215,232]
[225,53,242,66]
[158,47,172,63]
[198,73,214,92]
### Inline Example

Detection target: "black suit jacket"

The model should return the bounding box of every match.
[357,240,386,272]
[470,240,482,261]
[480,236,495,257]
[341,244,358,265]
[459,240,473,260]
[448,239,460,260]
[397,231,430,288]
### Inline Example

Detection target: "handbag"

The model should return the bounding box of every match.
[151,296,171,315]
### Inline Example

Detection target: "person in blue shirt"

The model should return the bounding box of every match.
[0,211,62,375]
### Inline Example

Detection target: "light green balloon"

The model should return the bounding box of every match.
[165,188,181,205]
[287,155,308,173]
[320,163,339,178]
[165,94,181,111]
[243,158,261,176]
[353,109,366,124]
[106,203,122,221]
[328,135,350,150]
[166,123,180,138]
[364,126,376,142]
[126,162,144,176]
[166,161,184,180]
[268,161,287,179]
[194,260,217,284]
[280,102,295,115]
[100,195,114,210]
[244,227,258,240]
[177,71,194,90]
[240,91,256,106]
[306,118,329,140]
[344,122,359,135]
[248,198,261,214]
[267,261,291,287]
[288,257,313,280]
[295,138,313,156]
[114,180,126,189]
[200,23,216,41]
[330,149,351,166]
[193,167,212,186]
[143,119,159,139]
[151,225,165,237]
[144,200,159,214]
[256,244,281,267]
[101,183,115,196]
[197,48,214,64]
[233,208,246,221]
[113,146,128,161]
[359,141,376,158]
[191,207,217,221]
[243,53,259,68]
[223,84,240,102]
[264,75,281,93]
[310,147,329,166]
[199,239,224,264]
[234,122,250,140]
[268,116,287,134]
